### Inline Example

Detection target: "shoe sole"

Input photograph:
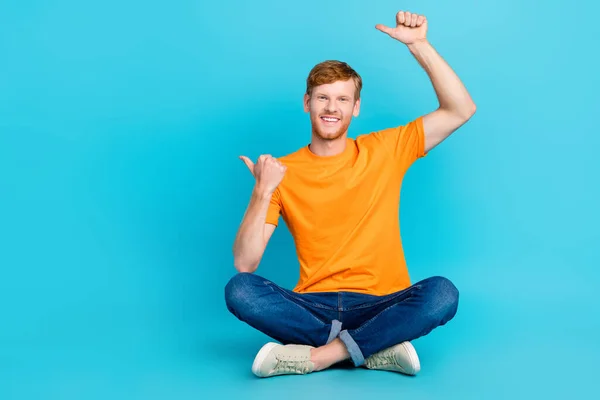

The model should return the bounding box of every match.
[401,341,420,375]
[252,342,279,377]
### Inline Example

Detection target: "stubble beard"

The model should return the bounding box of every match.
[311,115,351,142]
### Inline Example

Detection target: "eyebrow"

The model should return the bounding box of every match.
[315,93,351,98]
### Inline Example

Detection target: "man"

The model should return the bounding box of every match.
[225,10,476,378]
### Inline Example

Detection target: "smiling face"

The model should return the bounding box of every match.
[303,60,363,142]
[304,79,361,141]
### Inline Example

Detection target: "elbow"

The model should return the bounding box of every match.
[233,258,259,274]
[441,101,477,123]
[232,238,265,273]
[461,101,477,121]
[235,265,258,274]
[232,242,256,273]
[450,102,476,123]
[468,101,477,117]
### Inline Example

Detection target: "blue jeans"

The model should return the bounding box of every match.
[224,272,459,367]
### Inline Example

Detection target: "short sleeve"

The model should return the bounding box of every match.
[372,116,428,169]
[265,188,281,226]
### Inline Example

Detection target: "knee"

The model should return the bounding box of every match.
[423,276,459,322]
[225,272,253,312]
[435,276,459,307]
[224,272,260,314]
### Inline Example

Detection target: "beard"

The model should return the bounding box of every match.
[310,113,352,141]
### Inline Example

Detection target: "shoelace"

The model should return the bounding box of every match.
[274,359,312,374]
[366,349,398,368]
[274,354,312,374]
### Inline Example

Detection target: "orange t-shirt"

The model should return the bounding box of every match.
[266,117,428,296]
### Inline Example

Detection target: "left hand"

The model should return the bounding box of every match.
[376,11,428,45]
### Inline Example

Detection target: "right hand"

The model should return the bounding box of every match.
[239,154,287,194]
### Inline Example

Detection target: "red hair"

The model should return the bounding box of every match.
[306,60,363,100]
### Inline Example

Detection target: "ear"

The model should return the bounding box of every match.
[303,93,310,112]
[353,98,361,117]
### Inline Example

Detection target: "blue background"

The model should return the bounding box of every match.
[1,0,599,398]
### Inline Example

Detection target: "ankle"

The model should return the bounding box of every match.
[309,339,350,371]
[310,348,331,371]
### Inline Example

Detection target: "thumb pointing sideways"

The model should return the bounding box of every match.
[239,156,255,176]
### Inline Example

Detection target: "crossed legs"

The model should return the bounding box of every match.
[225,273,459,375]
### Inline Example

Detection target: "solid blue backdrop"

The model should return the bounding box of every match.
[1,0,599,398]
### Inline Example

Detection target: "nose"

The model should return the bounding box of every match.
[325,99,337,113]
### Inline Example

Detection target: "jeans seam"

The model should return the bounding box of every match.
[264,282,331,325]
[351,293,416,335]
[338,292,342,322]
[265,281,337,311]
[344,285,422,311]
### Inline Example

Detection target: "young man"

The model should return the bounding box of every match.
[226,10,476,378]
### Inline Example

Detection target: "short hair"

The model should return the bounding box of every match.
[306,60,363,100]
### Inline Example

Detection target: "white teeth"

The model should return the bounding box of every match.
[322,117,339,122]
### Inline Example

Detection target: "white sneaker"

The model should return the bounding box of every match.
[364,341,420,375]
[252,342,315,378]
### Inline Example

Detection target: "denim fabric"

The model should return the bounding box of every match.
[224,272,459,367]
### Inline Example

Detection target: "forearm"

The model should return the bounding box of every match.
[408,40,475,118]
[232,186,272,273]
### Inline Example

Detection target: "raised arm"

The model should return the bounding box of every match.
[376,11,476,153]
[233,155,286,273]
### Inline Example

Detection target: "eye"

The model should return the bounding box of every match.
[318,96,327,100]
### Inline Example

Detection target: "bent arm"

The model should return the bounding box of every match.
[408,39,476,152]
[232,186,277,273]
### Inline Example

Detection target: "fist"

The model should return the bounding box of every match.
[375,11,427,45]
[239,154,287,194]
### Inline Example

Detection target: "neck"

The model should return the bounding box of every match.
[309,132,348,157]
